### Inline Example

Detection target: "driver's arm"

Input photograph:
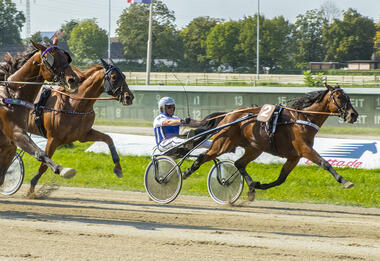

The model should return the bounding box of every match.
[162,119,182,126]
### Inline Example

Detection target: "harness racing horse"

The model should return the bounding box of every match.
[0,40,80,186]
[183,84,359,200]
[26,58,134,196]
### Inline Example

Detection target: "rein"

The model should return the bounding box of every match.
[1,97,94,115]
[52,88,117,101]
[0,80,59,86]
[279,106,340,116]
[205,105,340,122]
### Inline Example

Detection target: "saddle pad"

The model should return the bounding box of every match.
[257,104,276,122]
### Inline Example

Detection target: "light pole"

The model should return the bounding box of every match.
[108,0,111,60]
[256,0,260,81]
[146,2,153,85]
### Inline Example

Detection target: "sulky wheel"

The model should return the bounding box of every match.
[0,154,25,196]
[144,156,182,204]
[207,160,244,204]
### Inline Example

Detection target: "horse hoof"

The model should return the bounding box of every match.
[247,189,256,201]
[60,168,76,179]
[114,168,123,178]
[343,181,354,189]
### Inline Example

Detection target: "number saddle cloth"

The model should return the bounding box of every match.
[257,104,283,155]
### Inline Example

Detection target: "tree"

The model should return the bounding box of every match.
[320,0,341,24]
[239,15,292,70]
[116,0,183,62]
[291,9,327,69]
[0,0,25,46]
[179,16,221,70]
[67,19,108,62]
[206,20,242,68]
[375,21,380,60]
[60,19,80,43]
[323,8,376,62]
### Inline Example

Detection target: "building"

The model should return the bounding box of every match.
[346,60,380,70]
[309,62,342,71]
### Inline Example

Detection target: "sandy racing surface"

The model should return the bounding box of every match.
[0,186,379,261]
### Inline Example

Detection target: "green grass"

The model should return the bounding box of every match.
[319,126,380,136]
[21,142,380,208]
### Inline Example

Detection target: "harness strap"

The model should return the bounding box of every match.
[2,98,34,109]
[33,87,51,137]
[295,120,320,131]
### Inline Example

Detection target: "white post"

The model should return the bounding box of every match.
[108,0,111,60]
[146,2,153,85]
[256,0,260,81]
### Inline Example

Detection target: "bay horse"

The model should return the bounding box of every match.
[183,84,359,200]
[0,40,80,186]
[26,58,134,195]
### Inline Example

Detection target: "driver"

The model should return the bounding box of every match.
[153,96,211,152]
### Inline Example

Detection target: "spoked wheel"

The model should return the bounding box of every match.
[144,156,182,204]
[0,153,25,196]
[207,160,244,205]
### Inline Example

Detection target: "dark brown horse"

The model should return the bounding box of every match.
[26,58,134,195]
[183,84,359,200]
[0,40,80,186]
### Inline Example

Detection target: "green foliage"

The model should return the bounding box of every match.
[60,19,80,43]
[291,9,327,69]
[179,16,221,70]
[239,15,293,70]
[206,20,242,67]
[323,8,376,62]
[0,0,25,46]
[67,19,108,62]
[303,70,325,86]
[116,0,182,61]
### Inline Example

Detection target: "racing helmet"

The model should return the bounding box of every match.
[158,97,175,112]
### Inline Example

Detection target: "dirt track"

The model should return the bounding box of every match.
[0,186,379,261]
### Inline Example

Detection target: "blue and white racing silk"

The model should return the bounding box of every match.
[153,113,181,146]
[153,113,212,152]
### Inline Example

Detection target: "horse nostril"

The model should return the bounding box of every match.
[68,77,75,84]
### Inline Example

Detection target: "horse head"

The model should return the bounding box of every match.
[100,58,134,106]
[325,83,358,124]
[30,39,79,92]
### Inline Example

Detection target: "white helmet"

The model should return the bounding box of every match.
[158,97,175,110]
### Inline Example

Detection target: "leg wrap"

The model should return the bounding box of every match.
[109,144,120,163]
[31,173,42,186]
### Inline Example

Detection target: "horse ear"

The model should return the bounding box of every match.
[335,83,340,89]
[30,40,46,52]
[325,82,333,91]
[109,58,115,66]
[52,36,59,45]
[100,58,109,69]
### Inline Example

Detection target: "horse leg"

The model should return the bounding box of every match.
[80,129,122,178]
[234,148,262,201]
[255,158,300,190]
[302,148,354,188]
[0,141,17,186]
[12,127,76,179]
[28,138,59,195]
[183,136,236,179]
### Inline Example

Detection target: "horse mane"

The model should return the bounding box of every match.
[73,65,103,83]
[0,47,38,80]
[288,90,328,109]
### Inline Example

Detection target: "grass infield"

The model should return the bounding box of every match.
[20,142,379,208]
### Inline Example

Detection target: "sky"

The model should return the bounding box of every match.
[14,0,380,39]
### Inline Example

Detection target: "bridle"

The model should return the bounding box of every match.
[40,45,72,84]
[103,65,126,99]
[327,88,350,120]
